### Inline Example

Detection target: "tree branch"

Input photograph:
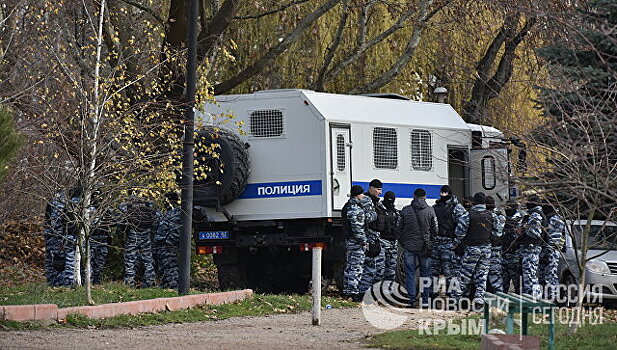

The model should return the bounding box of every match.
[117,0,165,26]
[486,17,537,99]
[312,0,349,91]
[324,0,451,89]
[347,0,437,94]
[463,14,537,124]
[197,0,240,63]
[213,0,342,95]
[234,0,311,20]
[323,5,416,85]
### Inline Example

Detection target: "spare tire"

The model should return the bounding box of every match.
[194,127,250,207]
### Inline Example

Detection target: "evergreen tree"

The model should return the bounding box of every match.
[533,0,617,218]
[531,3,616,332]
[537,0,616,135]
[0,107,21,181]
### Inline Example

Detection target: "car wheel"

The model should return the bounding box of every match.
[561,273,578,307]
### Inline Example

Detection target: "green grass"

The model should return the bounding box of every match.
[0,285,356,330]
[367,312,617,349]
[61,294,355,328]
[0,282,186,308]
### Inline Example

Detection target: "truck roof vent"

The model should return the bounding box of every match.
[250,109,284,138]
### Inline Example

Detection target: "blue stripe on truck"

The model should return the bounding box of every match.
[239,180,323,199]
[238,180,441,199]
[352,181,442,199]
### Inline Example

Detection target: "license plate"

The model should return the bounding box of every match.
[199,231,230,240]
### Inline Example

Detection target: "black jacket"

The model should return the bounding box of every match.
[396,198,438,252]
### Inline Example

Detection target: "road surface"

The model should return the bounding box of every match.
[0,306,461,349]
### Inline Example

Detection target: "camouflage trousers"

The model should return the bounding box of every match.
[358,239,386,293]
[45,230,64,287]
[90,239,109,285]
[501,251,521,293]
[539,246,560,301]
[487,246,503,293]
[430,238,455,294]
[156,248,179,289]
[45,238,76,287]
[343,239,366,295]
[380,238,398,281]
[124,236,156,288]
[452,244,491,304]
[518,244,542,298]
[451,254,462,277]
[45,245,66,287]
[58,243,76,287]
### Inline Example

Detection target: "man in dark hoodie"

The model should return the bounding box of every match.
[432,185,467,296]
[396,188,438,307]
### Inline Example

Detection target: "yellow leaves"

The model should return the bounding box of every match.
[221,46,237,63]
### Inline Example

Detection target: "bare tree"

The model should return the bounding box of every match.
[0,0,225,302]
[521,0,617,332]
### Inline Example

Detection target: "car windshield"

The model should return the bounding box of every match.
[571,224,617,250]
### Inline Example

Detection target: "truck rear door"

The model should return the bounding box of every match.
[330,125,352,210]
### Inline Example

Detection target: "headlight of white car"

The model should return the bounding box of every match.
[586,260,611,274]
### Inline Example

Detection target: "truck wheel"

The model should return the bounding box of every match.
[217,263,248,290]
[308,274,331,294]
[194,127,250,207]
[332,261,344,292]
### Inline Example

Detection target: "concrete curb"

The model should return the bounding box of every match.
[0,289,253,322]
[481,334,540,350]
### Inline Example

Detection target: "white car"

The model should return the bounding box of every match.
[559,220,617,306]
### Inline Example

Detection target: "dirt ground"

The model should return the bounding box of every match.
[0,306,463,349]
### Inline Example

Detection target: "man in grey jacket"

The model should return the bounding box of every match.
[396,188,438,307]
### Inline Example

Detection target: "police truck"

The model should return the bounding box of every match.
[193,89,512,292]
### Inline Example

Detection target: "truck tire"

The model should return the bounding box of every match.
[194,127,250,207]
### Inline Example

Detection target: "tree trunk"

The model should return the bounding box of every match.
[463,15,536,124]
[74,241,82,286]
[85,233,93,305]
[570,210,595,334]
